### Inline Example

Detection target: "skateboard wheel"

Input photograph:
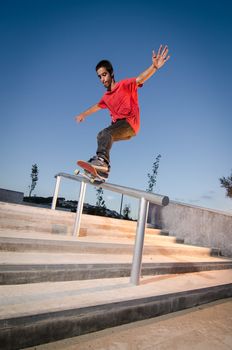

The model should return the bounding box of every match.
[90,178,95,184]
[74,169,80,175]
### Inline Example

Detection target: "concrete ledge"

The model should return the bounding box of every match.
[1,261,232,284]
[0,189,24,204]
[148,202,232,257]
[1,284,231,350]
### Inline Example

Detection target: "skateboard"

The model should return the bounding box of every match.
[74,160,106,184]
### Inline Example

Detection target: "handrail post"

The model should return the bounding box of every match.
[51,176,61,210]
[73,181,87,236]
[130,197,149,285]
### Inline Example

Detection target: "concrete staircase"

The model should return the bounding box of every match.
[0,201,232,349]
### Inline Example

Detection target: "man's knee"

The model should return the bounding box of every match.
[97,129,112,142]
[97,130,104,141]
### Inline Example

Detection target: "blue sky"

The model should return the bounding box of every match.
[0,0,231,218]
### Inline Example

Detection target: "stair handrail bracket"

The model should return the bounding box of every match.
[52,172,169,286]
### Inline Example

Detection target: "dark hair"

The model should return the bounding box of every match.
[95,60,114,78]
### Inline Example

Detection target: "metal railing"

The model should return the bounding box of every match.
[51,172,169,285]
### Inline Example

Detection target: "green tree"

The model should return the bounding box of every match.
[123,203,131,220]
[96,187,106,208]
[146,154,161,192]
[28,163,39,197]
[219,171,232,198]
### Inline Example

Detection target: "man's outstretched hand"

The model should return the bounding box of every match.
[152,45,170,70]
[75,114,85,123]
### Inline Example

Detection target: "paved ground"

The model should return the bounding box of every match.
[26,298,232,350]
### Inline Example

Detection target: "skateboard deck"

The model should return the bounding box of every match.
[75,160,106,184]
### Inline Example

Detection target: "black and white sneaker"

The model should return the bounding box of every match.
[88,156,109,174]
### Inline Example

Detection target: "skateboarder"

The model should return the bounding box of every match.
[75,45,170,179]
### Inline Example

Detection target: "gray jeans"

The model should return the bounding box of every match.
[97,119,136,163]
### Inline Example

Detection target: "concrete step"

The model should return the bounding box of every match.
[0,201,169,238]
[0,229,179,249]
[79,228,175,242]
[1,241,229,285]
[0,234,219,257]
[0,250,229,265]
[0,202,135,228]
[0,219,170,240]
[1,261,232,285]
[0,270,232,349]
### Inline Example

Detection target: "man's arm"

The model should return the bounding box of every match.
[75,103,101,123]
[136,45,170,85]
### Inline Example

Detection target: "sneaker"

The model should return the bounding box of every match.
[88,156,109,173]
[97,170,109,180]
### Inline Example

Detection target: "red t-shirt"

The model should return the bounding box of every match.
[98,78,142,134]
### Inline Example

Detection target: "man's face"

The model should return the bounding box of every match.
[97,67,113,89]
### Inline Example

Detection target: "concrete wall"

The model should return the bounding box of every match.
[0,188,24,204]
[148,201,232,257]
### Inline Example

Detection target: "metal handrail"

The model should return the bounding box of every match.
[52,172,169,205]
[51,172,169,285]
